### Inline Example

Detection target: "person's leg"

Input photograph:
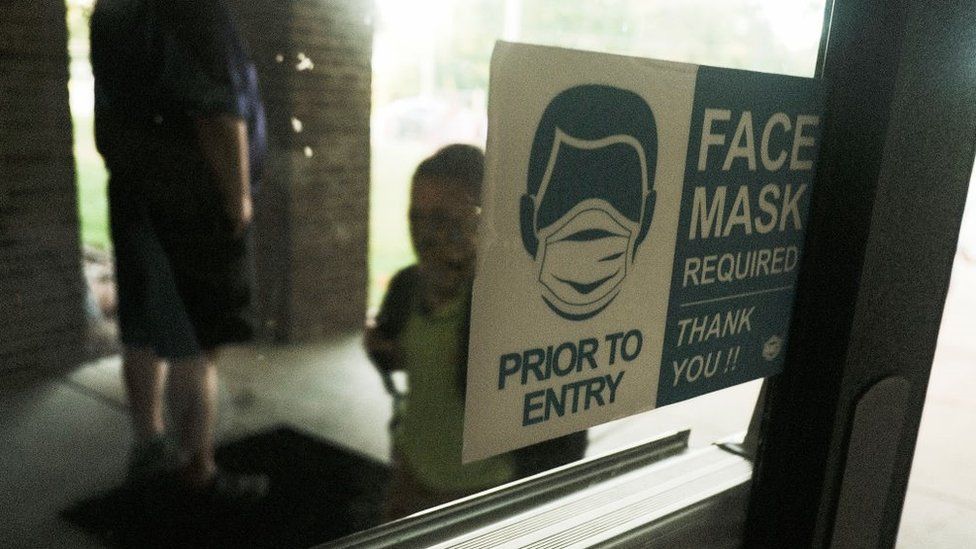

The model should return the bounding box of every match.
[166,348,268,501]
[167,350,219,487]
[122,345,180,482]
[122,346,167,440]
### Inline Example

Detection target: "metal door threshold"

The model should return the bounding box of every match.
[322,430,753,548]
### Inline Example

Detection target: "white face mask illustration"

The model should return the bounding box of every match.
[537,201,635,317]
[533,129,650,319]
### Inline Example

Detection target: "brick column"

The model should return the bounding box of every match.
[231,0,373,341]
[0,1,87,372]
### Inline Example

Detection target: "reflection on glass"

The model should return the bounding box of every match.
[296,52,315,71]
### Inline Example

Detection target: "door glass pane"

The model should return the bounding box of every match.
[52,2,827,547]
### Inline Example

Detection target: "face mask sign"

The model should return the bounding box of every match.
[465,45,823,465]
[532,129,650,320]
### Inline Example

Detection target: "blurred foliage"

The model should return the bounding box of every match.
[67,0,111,250]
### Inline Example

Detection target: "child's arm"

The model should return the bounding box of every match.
[364,266,417,373]
[364,320,400,373]
[365,321,404,403]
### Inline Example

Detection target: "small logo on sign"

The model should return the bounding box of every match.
[762,335,784,361]
[519,85,658,321]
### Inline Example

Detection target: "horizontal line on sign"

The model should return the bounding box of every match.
[680,285,795,308]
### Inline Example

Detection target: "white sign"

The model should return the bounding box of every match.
[463,41,822,462]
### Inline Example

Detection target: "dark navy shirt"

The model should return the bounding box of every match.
[91,0,266,191]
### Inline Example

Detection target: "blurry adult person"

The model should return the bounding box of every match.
[90,0,267,500]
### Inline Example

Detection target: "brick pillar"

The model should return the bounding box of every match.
[0,1,87,372]
[231,0,373,341]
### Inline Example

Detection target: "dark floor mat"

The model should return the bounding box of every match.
[62,426,389,548]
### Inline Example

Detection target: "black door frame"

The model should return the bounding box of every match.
[746,0,976,546]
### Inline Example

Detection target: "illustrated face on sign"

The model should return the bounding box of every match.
[520,85,658,320]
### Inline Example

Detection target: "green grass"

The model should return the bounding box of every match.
[74,114,111,250]
[367,140,432,311]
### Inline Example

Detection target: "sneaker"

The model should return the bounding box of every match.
[126,434,178,485]
[198,468,270,505]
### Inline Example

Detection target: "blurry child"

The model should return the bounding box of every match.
[365,144,514,519]
[365,144,586,521]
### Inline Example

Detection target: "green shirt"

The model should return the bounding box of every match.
[393,295,516,492]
